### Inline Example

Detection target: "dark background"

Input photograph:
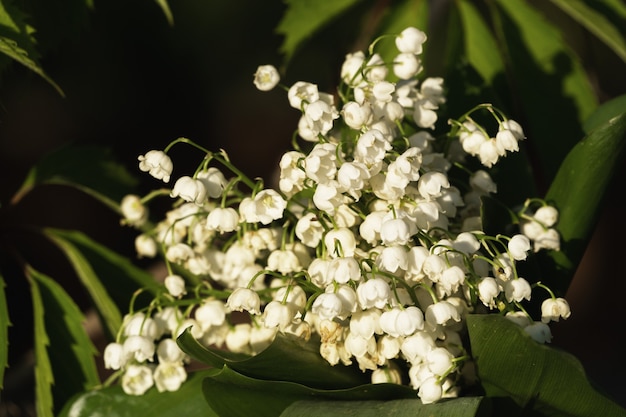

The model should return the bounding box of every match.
[0,0,624,415]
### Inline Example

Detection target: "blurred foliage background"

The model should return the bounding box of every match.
[1,0,625,415]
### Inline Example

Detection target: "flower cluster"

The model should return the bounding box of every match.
[110,27,570,403]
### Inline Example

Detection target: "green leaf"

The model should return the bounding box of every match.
[202,366,431,417]
[178,329,370,390]
[43,228,161,337]
[492,0,599,184]
[154,0,174,26]
[283,397,491,417]
[0,0,64,95]
[456,0,505,85]
[276,0,364,63]
[0,272,9,391]
[28,266,55,417]
[599,0,626,18]
[549,0,626,64]
[542,111,626,294]
[11,144,139,212]
[58,369,218,417]
[467,314,626,416]
[27,265,101,417]
[583,93,626,133]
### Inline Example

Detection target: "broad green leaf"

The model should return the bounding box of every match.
[549,0,626,63]
[155,0,174,26]
[43,228,161,338]
[467,314,626,416]
[283,397,491,417]
[58,370,218,417]
[27,265,101,417]
[542,111,626,294]
[0,273,9,391]
[599,0,626,18]
[0,0,63,95]
[492,0,598,184]
[202,366,426,417]
[276,0,364,63]
[456,0,504,85]
[11,145,139,212]
[583,94,626,133]
[178,328,370,389]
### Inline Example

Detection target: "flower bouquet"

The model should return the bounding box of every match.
[61,27,624,416]
[1,1,626,417]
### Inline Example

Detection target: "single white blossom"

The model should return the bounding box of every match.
[170,176,207,205]
[138,150,173,183]
[541,297,571,323]
[164,274,186,298]
[253,65,280,91]
[395,27,427,54]
[122,364,154,396]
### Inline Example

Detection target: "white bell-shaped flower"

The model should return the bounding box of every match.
[288,81,319,109]
[342,101,373,129]
[206,207,239,234]
[541,297,571,323]
[306,258,331,287]
[357,277,391,309]
[508,234,531,261]
[226,288,262,315]
[262,301,295,330]
[225,323,252,354]
[123,335,155,363]
[350,309,382,339]
[426,346,454,376]
[104,342,126,370]
[170,176,207,205]
[380,306,424,338]
[401,331,436,364]
[304,99,339,136]
[138,150,173,183]
[393,52,421,79]
[419,376,443,404]
[121,194,148,227]
[123,312,159,339]
[376,246,409,275]
[395,27,427,54]
[372,365,403,384]
[164,274,186,298]
[135,234,157,258]
[267,249,301,274]
[534,205,559,227]
[327,256,362,284]
[253,65,280,91]
[252,189,287,225]
[156,338,185,364]
[154,361,187,392]
[324,228,357,258]
[504,277,532,303]
[195,299,227,331]
[121,364,154,396]
[477,277,501,308]
[380,218,412,246]
[312,293,345,321]
[196,167,228,198]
